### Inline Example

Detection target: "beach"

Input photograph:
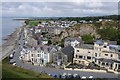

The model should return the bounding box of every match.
[0,27,22,61]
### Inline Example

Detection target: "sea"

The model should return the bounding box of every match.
[1,17,24,45]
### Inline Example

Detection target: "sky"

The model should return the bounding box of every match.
[1,0,119,17]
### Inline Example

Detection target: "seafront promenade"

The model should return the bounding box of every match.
[0,27,22,61]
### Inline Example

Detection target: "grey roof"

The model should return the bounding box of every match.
[95,58,120,63]
[65,37,82,42]
[95,40,117,45]
[75,44,94,49]
[10,59,15,63]
[61,45,74,56]
[95,40,104,45]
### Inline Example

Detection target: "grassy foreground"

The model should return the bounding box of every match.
[2,57,52,80]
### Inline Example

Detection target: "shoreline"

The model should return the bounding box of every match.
[0,26,23,61]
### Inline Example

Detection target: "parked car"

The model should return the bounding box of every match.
[9,59,16,64]
[9,54,14,59]
[61,73,67,78]
[81,76,86,79]
[12,62,16,66]
[89,76,93,79]
[73,74,81,78]
[67,73,73,78]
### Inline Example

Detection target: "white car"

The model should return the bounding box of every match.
[81,76,86,79]
[62,73,67,78]
[89,76,93,79]
[12,62,16,66]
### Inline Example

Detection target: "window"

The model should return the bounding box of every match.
[31,54,34,57]
[119,50,120,52]
[31,58,33,61]
[76,55,78,58]
[87,56,91,59]
[99,53,101,57]
[37,54,40,57]
[102,62,105,65]
[98,61,100,64]
[106,63,109,66]
[95,53,97,57]
[88,51,90,53]
[74,60,77,62]
[104,46,107,48]
[76,50,79,52]
[111,54,113,57]
[105,54,108,56]
[95,59,96,62]
[79,56,83,58]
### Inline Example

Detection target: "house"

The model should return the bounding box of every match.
[37,37,48,45]
[53,27,63,35]
[61,45,74,63]
[52,51,68,66]
[73,40,120,72]
[27,37,38,47]
[93,40,120,72]
[64,37,82,47]
[20,45,53,66]
[73,44,94,66]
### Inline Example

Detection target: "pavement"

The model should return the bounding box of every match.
[12,29,119,79]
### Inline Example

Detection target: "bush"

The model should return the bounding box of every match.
[98,27,119,41]
[81,34,94,44]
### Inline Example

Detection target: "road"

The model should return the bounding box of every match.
[13,30,119,79]
[0,28,21,61]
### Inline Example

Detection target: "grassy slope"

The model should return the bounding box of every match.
[2,57,52,79]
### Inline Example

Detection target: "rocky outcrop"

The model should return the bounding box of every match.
[59,24,99,40]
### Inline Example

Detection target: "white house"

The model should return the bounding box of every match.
[73,40,120,72]
[64,37,82,47]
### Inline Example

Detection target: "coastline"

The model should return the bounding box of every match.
[0,26,23,61]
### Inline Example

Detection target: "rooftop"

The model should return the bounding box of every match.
[75,44,94,49]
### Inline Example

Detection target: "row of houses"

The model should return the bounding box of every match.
[73,40,120,72]
[21,28,120,72]
[20,44,74,67]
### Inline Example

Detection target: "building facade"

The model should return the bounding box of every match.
[73,40,120,72]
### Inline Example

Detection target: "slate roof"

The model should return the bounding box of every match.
[61,45,74,56]
[75,44,94,49]
[95,58,120,63]
[65,37,82,42]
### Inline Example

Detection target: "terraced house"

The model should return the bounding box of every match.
[73,40,120,72]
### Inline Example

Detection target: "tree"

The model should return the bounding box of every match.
[98,27,119,41]
[81,34,94,44]
[48,40,52,45]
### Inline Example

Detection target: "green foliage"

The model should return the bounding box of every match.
[28,21,40,26]
[98,27,119,41]
[48,39,52,45]
[2,57,52,79]
[82,34,94,44]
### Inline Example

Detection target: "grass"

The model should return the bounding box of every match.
[28,21,40,26]
[2,57,52,80]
